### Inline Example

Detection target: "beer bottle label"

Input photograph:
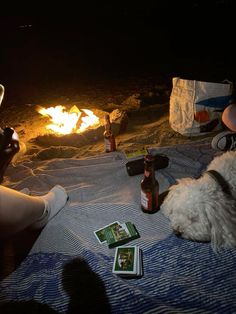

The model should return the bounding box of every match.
[141,189,159,211]
[104,137,111,151]
[141,190,152,210]
[104,137,116,152]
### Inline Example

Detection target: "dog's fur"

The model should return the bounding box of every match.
[161,151,236,251]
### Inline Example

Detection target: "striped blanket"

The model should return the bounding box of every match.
[1,141,236,313]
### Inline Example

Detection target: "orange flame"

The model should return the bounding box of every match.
[37,105,99,135]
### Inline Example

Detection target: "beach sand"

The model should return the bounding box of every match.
[0,76,214,166]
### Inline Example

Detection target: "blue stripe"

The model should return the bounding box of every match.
[1,238,236,314]
[196,95,232,108]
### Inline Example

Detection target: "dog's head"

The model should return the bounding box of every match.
[161,175,236,251]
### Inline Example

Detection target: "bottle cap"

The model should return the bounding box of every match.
[144,154,154,162]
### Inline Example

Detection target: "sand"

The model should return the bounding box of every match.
[0,76,214,166]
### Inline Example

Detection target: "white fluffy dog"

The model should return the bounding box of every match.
[161,151,236,251]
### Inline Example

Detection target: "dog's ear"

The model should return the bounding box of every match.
[204,197,236,251]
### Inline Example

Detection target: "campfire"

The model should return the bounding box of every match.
[37,105,100,135]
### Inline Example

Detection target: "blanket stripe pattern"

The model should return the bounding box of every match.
[1,203,236,314]
[1,141,235,313]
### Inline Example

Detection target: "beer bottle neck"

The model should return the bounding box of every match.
[105,123,111,132]
[144,161,155,178]
[104,115,111,131]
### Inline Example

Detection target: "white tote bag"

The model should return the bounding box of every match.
[169,77,233,136]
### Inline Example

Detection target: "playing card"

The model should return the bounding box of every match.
[112,246,138,276]
[94,221,121,244]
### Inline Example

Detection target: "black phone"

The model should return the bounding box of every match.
[0,127,14,151]
[0,127,20,183]
[125,154,169,176]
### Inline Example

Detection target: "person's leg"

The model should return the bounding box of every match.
[0,185,68,238]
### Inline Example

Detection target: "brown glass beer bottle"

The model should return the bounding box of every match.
[103,114,116,153]
[141,154,160,214]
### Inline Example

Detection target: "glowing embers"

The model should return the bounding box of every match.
[37,105,100,135]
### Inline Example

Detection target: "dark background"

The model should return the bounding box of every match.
[0,1,235,103]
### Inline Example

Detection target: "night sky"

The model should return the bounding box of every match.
[0,1,235,101]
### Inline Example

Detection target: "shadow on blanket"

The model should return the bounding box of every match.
[0,229,41,281]
[0,257,111,314]
[62,257,111,313]
[0,300,57,313]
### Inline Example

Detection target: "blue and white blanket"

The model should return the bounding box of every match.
[1,141,236,313]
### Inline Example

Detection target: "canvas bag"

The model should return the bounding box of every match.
[169,77,233,136]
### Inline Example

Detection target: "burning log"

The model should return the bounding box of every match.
[37,105,100,135]
[110,109,128,134]
[34,106,128,148]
